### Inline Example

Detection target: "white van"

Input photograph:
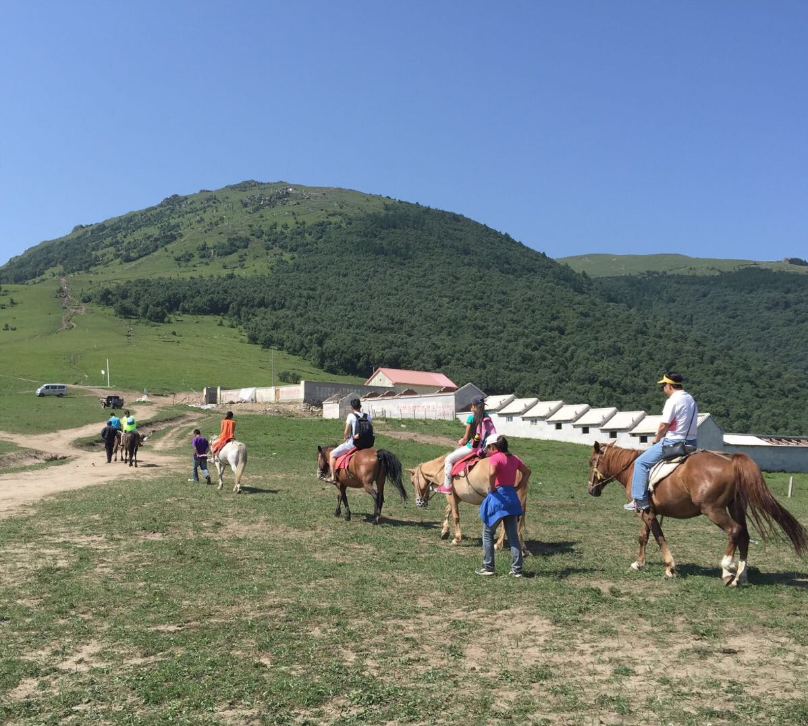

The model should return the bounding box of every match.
[36,384,67,397]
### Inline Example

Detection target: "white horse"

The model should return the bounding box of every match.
[211,436,249,493]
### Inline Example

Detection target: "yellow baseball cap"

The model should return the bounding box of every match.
[657,373,683,385]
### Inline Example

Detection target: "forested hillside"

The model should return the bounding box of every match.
[3,182,807,434]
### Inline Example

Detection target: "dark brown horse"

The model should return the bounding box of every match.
[122,431,145,467]
[317,445,407,524]
[588,442,807,585]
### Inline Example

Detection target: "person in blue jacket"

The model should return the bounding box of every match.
[476,434,531,577]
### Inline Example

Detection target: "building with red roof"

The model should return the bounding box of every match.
[364,367,456,394]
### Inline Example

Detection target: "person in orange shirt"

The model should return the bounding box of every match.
[211,411,236,456]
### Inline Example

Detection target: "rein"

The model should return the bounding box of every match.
[591,445,636,487]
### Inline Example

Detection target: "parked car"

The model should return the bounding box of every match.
[100,394,125,409]
[36,383,68,397]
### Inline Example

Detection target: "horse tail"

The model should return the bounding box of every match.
[377,449,407,502]
[234,445,248,485]
[733,453,807,556]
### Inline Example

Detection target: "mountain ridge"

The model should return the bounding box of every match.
[2,181,808,435]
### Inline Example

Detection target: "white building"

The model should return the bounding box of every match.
[571,407,618,446]
[544,404,591,442]
[598,411,647,446]
[489,398,539,434]
[723,434,808,473]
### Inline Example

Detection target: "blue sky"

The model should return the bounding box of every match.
[1,1,806,266]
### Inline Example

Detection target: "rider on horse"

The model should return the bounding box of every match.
[326,398,372,483]
[122,410,137,436]
[625,372,698,512]
[211,411,236,457]
[435,395,496,494]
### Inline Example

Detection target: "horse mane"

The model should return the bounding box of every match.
[603,443,642,472]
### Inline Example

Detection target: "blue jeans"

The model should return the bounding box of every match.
[631,438,697,501]
[192,456,209,482]
[482,515,523,573]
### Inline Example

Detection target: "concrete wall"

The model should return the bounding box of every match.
[215,381,390,405]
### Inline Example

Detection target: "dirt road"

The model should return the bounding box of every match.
[0,397,200,519]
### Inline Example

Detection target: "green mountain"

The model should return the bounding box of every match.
[560,253,808,277]
[3,181,808,435]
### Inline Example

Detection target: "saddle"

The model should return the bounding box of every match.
[648,451,698,491]
[451,451,482,478]
[334,447,358,473]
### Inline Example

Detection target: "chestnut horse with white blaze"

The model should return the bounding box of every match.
[408,454,528,553]
[316,445,407,524]
[588,442,807,585]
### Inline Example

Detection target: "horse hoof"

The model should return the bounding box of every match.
[723,575,735,586]
[440,531,450,540]
[665,570,676,579]
[334,511,341,518]
[630,562,643,571]
[451,540,460,546]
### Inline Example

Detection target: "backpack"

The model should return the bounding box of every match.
[353,413,375,450]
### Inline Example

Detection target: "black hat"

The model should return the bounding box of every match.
[471,395,484,406]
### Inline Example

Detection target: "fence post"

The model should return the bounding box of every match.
[788,476,793,498]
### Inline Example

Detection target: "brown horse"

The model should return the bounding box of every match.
[408,454,528,553]
[112,430,123,462]
[587,442,807,585]
[317,445,407,524]
[122,431,145,467]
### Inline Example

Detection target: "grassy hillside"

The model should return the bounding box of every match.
[3,181,808,435]
[0,280,361,399]
[559,253,808,277]
[0,182,388,285]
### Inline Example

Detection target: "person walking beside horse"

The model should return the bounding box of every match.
[476,435,531,577]
[436,395,495,494]
[100,420,117,463]
[625,372,697,512]
[189,428,212,484]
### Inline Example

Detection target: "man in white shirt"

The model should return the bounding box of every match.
[326,398,372,483]
[625,373,698,511]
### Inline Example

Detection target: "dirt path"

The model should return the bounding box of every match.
[0,397,202,519]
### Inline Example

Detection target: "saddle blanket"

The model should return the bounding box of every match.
[335,447,358,472]
[451,451,482,478]
[648,456,686,491]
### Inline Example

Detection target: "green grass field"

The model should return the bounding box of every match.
[0,280,361,401]
[558,253,808,277]
[1,415,807,725]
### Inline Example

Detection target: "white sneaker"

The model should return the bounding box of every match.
[188,479,198,483]
[623,499,650,511]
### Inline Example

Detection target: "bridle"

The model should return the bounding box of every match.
[413,467,432,508]
[588,443,634,493]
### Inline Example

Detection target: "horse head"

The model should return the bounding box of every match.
[588,442,609,497]
[409,466,431,508]
[316,445,332,481]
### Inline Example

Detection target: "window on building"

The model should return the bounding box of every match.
[640,435,648,443]
[555,423,562,430]
[582,427,589,434]
[609,431,617,439]
[506,416,513,423]
[530,419,537,426]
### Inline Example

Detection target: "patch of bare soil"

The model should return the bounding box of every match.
[0,396,193,519]
[0,450,68,468]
